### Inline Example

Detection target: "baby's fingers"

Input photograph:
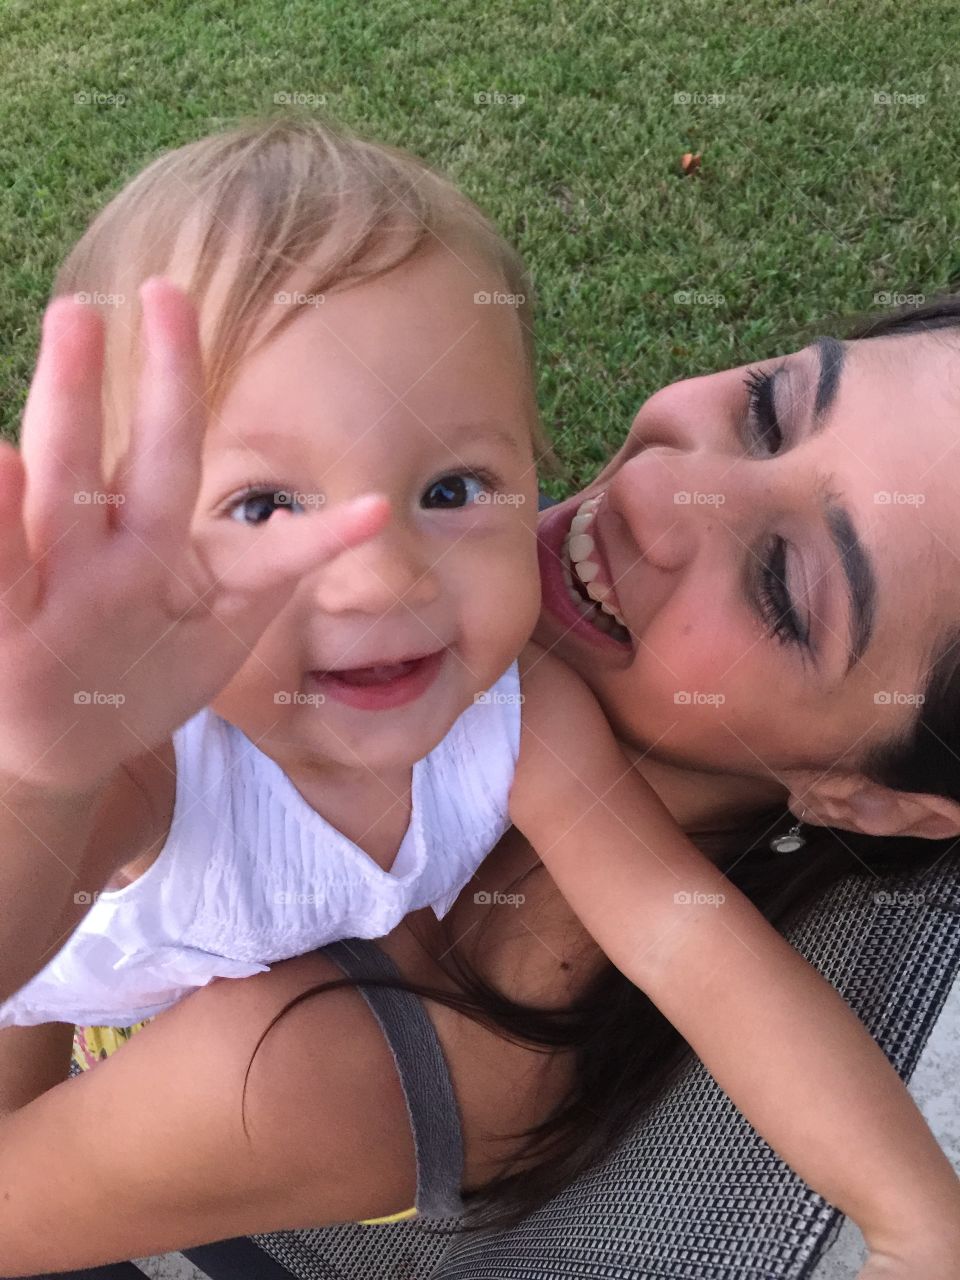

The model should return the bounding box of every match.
[0,442,40,620]
[203,493,390,606]
[19,299,110,559]
[117,279,207,551]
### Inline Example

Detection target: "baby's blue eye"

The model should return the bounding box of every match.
[421,473,490,509]
[228,489,306,525]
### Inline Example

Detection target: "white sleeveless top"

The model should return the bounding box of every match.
[0,661,521,1028]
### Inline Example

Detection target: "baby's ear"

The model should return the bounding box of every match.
[783,770,960,840]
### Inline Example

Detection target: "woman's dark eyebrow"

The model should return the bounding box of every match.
[810,335,845,423]
[824,500,877,674]
[805,337,877,673]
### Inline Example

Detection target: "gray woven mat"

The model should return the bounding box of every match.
[252,849,960,1280]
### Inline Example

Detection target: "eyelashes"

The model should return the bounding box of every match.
[742,366,784,453]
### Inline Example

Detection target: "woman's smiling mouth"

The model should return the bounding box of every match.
[538,492,633,651]
[562,493,631,640]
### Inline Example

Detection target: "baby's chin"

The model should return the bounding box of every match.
[284,691,476,773]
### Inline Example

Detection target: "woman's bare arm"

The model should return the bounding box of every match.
[511,645,960,1275]
[0,951,419,1275]
[0,1023,73,1117]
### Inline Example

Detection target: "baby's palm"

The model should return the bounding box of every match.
[0,279,387,793]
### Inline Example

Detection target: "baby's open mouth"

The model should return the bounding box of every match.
[319,656,430,686]
[306,650,447,710]
[561,494,631,644]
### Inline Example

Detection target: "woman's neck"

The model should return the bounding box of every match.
[623,746,789,844]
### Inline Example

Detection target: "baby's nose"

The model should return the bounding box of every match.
[314,535,441,615]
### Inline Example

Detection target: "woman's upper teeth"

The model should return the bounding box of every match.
[563,493,628,631]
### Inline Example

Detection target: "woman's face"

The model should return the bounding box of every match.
[535,332,960,783]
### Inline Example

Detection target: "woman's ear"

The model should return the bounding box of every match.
[783,771,960,840]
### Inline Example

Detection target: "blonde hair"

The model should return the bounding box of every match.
[52,114,548,478]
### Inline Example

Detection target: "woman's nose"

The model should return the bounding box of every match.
[607,446,769,572]
[314,532,441,615]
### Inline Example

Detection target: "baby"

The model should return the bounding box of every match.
[0,118,956,1277]
[0,118,545,1030]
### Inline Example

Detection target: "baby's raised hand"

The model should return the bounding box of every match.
[0,279,388,795]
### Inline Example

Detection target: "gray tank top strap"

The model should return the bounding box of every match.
[319,937,465,1220]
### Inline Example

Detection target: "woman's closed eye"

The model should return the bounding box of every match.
[742,366,785,455]
[755,536,809,648]
[741,369,810,649]
[421,468,499,509]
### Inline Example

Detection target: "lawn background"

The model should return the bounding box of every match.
[1,0,958,488]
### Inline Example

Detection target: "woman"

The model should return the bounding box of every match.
[1,296,959,1271]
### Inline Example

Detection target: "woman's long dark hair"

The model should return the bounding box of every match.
[244,294,960,1234]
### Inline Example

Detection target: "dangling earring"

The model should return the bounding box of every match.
[770,808,807,853]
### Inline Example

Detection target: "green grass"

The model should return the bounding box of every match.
[2,0,959,488]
